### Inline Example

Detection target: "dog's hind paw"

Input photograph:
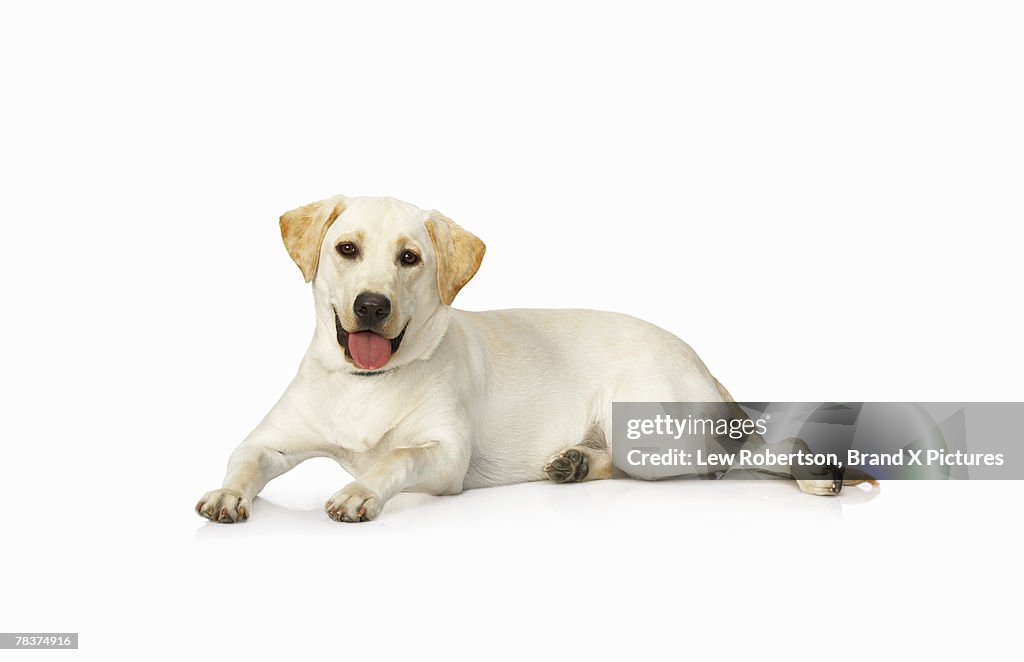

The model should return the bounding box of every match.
[796,478,843,496]
[544,448,590,483]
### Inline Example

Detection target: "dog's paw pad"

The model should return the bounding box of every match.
[544,448,589,483]
[195,488,250,523]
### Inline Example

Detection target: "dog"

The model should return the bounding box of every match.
[196,195,858,524]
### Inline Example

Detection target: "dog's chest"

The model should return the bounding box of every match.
[314,377,422,453]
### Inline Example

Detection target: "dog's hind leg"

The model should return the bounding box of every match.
[543,425,612,483]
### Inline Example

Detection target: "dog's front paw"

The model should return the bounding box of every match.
[196,488,250,523]
[325,483,383,523]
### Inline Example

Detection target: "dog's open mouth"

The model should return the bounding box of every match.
[334,309,407,371]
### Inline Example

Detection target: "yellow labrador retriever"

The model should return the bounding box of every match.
[196,195,848,523]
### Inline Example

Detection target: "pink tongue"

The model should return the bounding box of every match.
[348,331,392,370]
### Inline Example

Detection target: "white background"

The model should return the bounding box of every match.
[1,1,1022,660]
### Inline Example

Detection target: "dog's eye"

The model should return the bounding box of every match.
[400,250,420,266]
[336,243,359,258]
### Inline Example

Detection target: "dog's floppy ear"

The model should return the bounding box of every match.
[425,211,486,305]
[279,195,347,282]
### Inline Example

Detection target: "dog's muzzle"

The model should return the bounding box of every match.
[334,308,407,371]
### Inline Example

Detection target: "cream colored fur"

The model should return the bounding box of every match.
[196,195,841,524]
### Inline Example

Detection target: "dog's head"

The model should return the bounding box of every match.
[279,195,485,374]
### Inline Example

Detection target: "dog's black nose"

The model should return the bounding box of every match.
[353,292,391,323]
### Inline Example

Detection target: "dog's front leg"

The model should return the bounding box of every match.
[196,394,329,523]
[196,438,327,523]
[325,440,468,523]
